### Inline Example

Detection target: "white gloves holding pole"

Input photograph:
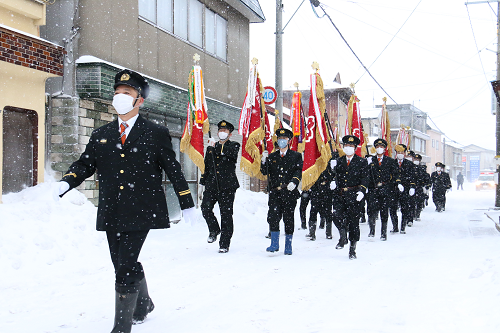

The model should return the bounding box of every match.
[261,151,269,164]
[52,181,70,201]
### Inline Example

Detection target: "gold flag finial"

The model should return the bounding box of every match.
[251,57,258,65]
[193,53,200,63]
[350,82,355,90]
[382,97,387,103]
[311,61,320,73]
[401,124,405,128]
[293,82,299,91]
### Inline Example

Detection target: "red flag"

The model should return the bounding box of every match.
[239,64,265,180]
[301,73,331,191]
[290,92,305,152]
[180,66,209,173]
[264,111,274,154]
[345,94,367,157]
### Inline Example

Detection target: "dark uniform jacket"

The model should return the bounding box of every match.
[62,115,194,232]
[431,171,452,192]
[366,155,397,189]
[416,165,431,189]
[310,162,335,199]
[200,140,240,192]
[394,158,417,189]
[261,149,303,199]
[333,154,369,193]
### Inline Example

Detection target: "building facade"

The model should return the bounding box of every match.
[462,144,496,182]
[0,0,65,202]
[40,0,264,217]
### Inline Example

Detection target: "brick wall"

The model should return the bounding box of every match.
[0,26,64,76]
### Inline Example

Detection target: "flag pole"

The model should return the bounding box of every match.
[194,53,219,193]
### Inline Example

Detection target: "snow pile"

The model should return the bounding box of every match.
[1,181,500,332]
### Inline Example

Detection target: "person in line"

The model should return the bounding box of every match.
[53,69,196,333]
[330,135,369,259]
[366,138,397,241]
[261,128,303,255]
[200,120,240,253]
[431,162,452,212]
[413,154,431,221]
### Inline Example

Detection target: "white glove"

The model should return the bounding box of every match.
[367,156,373,164]
[398,184,404,192]
[330,181,337,190]
[356,191,364,202]
[182,207,198,226]
[52,181,70,201]
[261,151,269,164]
[208,137,216,147]
[330,160,337,169]
[409,188,415,196]
[287,182,296,191]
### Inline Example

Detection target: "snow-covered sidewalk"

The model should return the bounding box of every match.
[1,181,499,332]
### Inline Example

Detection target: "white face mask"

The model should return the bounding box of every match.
[437,167,442,172]
[343,146,355,156]
[218,132,228,140]
[396,153,404,160]
[376,147,385,155]
[112,94,137,115]
[413,160,420,165]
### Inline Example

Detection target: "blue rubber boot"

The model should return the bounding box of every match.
[266,231,280,252]
[284,234,293,255]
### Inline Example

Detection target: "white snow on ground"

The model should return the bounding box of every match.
[1,180,499,333]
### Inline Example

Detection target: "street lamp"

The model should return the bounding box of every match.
[490,80,500,207]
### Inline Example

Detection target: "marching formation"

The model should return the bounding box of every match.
[50,63,454,333]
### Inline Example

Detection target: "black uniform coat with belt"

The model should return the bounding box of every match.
[261,149,303,200]
[333,154,369,193]
[394,159,417,190]
[367,155,397,189]
[200,140,240,191]
[61,115,194,232]
[431,171,452,192]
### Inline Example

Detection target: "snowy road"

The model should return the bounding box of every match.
[1,181,499,332]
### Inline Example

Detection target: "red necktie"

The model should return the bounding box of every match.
[347,159,350,166]
[378,158,382,166]
[120,122,128,144]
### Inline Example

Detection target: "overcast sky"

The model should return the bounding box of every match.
[249,0,498,150]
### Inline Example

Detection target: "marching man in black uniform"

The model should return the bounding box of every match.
[330,135,369,259]
[431,162,452,212]
[305,163,335,241]
[413,154,431,221]
[53,69,196,333]
[200,120,240,253]
[261,128,303,255]
[391,144,416,233]
[366,138,397,241]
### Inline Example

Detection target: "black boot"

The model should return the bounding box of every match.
[360,215,366,223]
[380,221,387,241]
[368,216,375,237]
[111,285,139,333]
[306,222,316,241]
[319,217,325,229]
[400,221,406,234]
[325,221,332,239]
[132,278,155,325]
[349,241,357,260]
[335,229,347,249]
[300,219,307,230]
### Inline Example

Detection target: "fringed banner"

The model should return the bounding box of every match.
[301,73,332,191]
[180,65,209,173]
[380,97,392,157]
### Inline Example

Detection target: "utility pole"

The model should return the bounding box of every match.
[275,0,283,122]
[467,0,500,206]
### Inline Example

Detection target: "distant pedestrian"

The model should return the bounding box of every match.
[457,172,464,190]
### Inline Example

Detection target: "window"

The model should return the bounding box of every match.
[436,141,439,150]
[139,0,228,60]
[432,139,435,148]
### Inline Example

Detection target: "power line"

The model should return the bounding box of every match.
[466,4,491,86]
[310,1,399,105]
[355,0,424,84]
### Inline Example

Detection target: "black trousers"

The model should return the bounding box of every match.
[432,189,446,210]
[333,190,361,242]
[106,230,149,289]
[367,185,391,225]
[201,188,236,249]
[267,191,298,235]
[299,192,311,224]
[309,193,332,228]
